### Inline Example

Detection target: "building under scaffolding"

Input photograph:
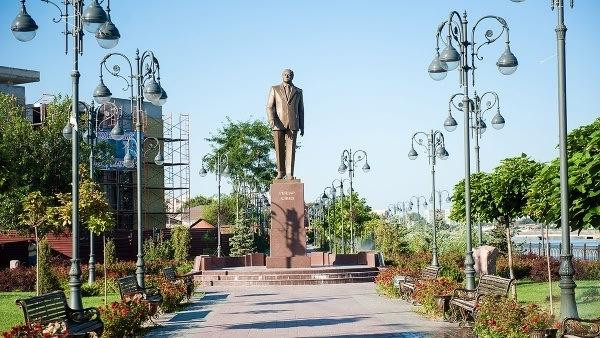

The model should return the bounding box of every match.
[145,113,191,229]
[98,98,190,230]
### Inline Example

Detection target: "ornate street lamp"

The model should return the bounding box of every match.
[74,101,123,284]
[95,49,167,288]
[408,130,449,267]
[428,11,518,290]
[199,153,229,258]
[409,195,428,218]
[338,149,370,253]
[510,0,578,320]
[11,0,120,310]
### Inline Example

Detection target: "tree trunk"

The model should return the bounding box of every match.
[505,220,517,299]
[34,226,39,296]
[544,223,554,315]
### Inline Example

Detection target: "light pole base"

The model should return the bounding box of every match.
[559,254,579,319]
[68,258,83,310]
[464,250,476,290]
[136,254,145,288]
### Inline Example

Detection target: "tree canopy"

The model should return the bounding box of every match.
[205,117,275,191]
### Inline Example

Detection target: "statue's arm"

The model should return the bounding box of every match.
[299,90,304,136]
[266,87,279,129]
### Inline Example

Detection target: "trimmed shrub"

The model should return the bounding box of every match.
[100,294,157,338]
[156,277,187,313]
[171,226,191,261]
[104,238,117,266]
[38,238,61,294]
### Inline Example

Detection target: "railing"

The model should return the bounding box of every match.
[521,242,600,261]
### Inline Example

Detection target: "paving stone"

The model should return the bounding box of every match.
[145,283,458,337]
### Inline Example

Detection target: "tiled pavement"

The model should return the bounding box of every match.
[145,283,459,337]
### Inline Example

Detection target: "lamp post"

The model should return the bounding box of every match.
[332,178,350,253]
[199,153,229,258]
[338,149,370,253]
[432,190,452,210]
[321,186,336,251]
[12,0,121,310]
[428,11,518,289]
[409,195,428,218]
[447,91,506,245]
[73,101,124,284]
[408,130,449,267]
[94,49,166,288]
[509,0,577,319]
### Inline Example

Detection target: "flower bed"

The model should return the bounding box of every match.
[374,267,418,298]
[474,296,557,338]
[412,277,460,317]
[2,322,68,337]
[99,294,157,338]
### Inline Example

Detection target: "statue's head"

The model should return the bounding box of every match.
[282,69,294,84]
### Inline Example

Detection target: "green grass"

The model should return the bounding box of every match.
[517,280,600,319]
[0,292,120,333]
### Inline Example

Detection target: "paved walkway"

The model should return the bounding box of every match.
[146,283,458,337]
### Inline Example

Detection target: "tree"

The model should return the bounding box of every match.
[449,172,493,225]
[372,217,410,262]
[526,116,600,232]
[19,191,61,295]
[205,117,275,190]
[229,216,255,257]
[184,195,213,210]
[202,193,237,227]
[171,226,191,261]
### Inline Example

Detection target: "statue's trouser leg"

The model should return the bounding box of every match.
[285,130,297,178]
[273,130,286,177]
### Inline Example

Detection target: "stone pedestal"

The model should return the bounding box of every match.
[266,179,311,268]
[474,245,499,276]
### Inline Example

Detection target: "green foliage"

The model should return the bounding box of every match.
[184,195,213,209]
[322,192,375,250]
[0,187,28,231]
[19,191,62,237]
[202,193,237,226]
[171,226,191,261]
[449,172,493,224]
[205,117,275,189]
[37,239,61,294]
[104,238,117,266]
[373,218,410,261]
[229,217,255,257]
[143,235,174,263]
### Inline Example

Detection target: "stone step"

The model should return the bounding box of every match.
[200,266,379,276]
[200,276,376,287]
[199,271,378,282]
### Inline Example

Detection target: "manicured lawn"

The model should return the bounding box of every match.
[0,292,120,333]
[517,280,600,319]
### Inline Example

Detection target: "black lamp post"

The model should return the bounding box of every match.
[509,0,578,320]
[408,130,449,267]
[11,0,121,310]
[94,50,167,288]
[428,11,518,290]
[338,149,370,253]
[199,153,229,258]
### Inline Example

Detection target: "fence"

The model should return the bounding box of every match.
[521,241,600,261]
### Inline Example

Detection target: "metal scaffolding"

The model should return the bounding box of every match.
[144,113,191,229]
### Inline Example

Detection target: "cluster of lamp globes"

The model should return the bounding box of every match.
[11,0,120,49]
[408,144,449,162]
[337,161,370,174]
[428,41,518,81]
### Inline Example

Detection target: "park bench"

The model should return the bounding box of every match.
[448,274,514,324]
[398,266,442,300]
[16,290,103,336]
[163,266,195,299]
[117,275,163,305]
[562,317,600,338]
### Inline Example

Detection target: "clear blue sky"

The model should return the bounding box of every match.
[2,0,599,211]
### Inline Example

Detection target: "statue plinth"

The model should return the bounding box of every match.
[266,179,311,268]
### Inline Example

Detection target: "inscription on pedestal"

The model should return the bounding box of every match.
[267,180,310,268]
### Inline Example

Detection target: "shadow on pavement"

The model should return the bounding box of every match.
[225,309,292,315]
[226,315,369,330]
[253,297,339,306]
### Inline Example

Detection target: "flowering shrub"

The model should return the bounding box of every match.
[157,277,187,313]
[474,296,556,338]
[374,267,419,298]
[2,322,68,338]
[412,277,460,317]
[99,294,157,338]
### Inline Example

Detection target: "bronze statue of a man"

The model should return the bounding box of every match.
[266,69,304,180]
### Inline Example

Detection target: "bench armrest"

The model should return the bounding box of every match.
[68,307,101,323]
[452,288,477,300]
